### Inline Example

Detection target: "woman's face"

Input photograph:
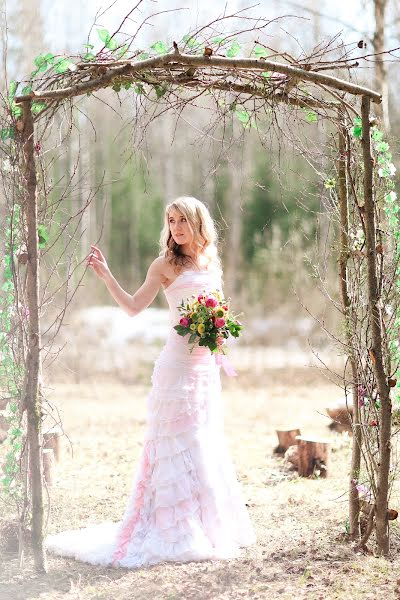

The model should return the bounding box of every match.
[168,208,193,247]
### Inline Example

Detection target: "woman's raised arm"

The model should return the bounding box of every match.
[87,245,165,317]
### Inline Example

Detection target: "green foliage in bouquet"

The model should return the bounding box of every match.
[174,290,243,353]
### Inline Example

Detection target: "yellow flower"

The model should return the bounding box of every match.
[197,323,205,334]
[214,308,225,319]
[190,324,197,331]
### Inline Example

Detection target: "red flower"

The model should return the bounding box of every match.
[205,296,218,308]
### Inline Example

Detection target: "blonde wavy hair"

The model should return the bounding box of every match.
[159,196,221,273]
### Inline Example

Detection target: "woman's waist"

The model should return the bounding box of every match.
[162,329,213,359]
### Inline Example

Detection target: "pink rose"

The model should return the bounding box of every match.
[198,294,205,303]
[180,317,189,327]
[215,317,225,328]
[205,296,218,308]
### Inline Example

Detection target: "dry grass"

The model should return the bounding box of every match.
[1,363,400,600]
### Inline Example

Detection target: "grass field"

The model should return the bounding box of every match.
[1,360,400,600]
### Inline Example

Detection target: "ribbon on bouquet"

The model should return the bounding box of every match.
[215,352,237,377]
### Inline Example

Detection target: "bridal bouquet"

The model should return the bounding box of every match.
[174,290,243,354]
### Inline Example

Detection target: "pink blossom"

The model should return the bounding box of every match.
[180,317,190,327]
[205,296,218,308]
[215,317,226,328]
[198,294,205,303]
[355,483,372,501]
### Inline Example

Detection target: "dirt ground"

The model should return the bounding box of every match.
[2,362,400,600]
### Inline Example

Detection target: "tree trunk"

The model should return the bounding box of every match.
[373,0,389,129]
[337,117,362,539]
[224,130,251,299]
[9,0,45,81]
[20,100,47,572]
[161,114,176,205]
[361,95,391,555]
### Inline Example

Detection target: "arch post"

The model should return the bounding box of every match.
[19,99,47,572]
[337,113,362,540]
[361,94,391,555]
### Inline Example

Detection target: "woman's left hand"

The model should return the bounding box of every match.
[87,245,112,281]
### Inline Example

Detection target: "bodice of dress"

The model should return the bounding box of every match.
[160,269,223,361]
[163,269,223,327]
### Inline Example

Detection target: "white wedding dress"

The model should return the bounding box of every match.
[45,269,256,568]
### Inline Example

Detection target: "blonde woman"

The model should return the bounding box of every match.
[45,196,256,568]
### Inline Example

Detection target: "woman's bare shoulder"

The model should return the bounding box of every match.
[149,256,176,282]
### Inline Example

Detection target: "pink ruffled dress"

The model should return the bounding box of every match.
[45,269,256,568]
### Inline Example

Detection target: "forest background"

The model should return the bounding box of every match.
[1,0,400,375]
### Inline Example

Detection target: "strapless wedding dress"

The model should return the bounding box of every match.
[45,269,256,568]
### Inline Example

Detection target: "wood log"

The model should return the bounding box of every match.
[43,426,62,461]
[296,436,331,478]
[42,448,54,486]
[274,427,301,454]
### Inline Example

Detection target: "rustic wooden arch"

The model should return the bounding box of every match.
[5,24,395,571]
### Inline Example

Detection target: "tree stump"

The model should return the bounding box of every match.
[43,426,62,461]
[274,427,301,454]
[326,402,353,433]
[42,448,55,486]
[296,436,331,477]
[284,444,299,469]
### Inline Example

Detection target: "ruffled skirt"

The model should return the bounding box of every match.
[45,332,256,568]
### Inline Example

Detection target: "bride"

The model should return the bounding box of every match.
[45,196,256,568]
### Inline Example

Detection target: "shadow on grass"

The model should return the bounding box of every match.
[0,549,159,600]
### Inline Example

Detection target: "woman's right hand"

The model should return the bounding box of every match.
[87,245,112,281]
